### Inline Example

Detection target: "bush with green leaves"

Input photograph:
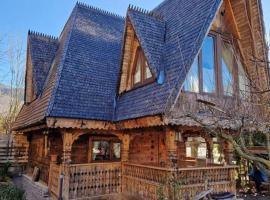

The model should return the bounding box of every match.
[0,184,26,200]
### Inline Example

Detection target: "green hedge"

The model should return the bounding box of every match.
[0,184,26,200]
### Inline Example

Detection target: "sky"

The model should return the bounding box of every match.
[0,0,269,85]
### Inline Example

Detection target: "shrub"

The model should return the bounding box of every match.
[0,184,26,200]
[0,162,11,182]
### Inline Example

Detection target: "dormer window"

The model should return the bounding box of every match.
[132,48,153,88]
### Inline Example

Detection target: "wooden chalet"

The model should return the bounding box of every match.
[13,0,269,199]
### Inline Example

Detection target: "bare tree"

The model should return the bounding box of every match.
[181,35,270,178]
[0,37,24,136]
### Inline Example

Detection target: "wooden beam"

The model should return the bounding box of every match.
[47,115,164,130]
[224,0,241,39]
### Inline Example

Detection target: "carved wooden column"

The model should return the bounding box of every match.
[206,137,214,165]
[165,127,177,167]
[224,141,234,165]
[62,131,73,165]
[61,131,73,200]
[43,130,49,158]
[121,134,130,162]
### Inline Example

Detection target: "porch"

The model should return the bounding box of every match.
[48,162,237,200]
[22,126,237,199]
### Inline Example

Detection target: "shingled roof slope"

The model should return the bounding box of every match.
[13,5,79,129]
[115,0,222,121]
[28,32,59,96]
[46,3,124,120]
[127,7,165,75]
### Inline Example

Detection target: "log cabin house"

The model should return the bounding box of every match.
[13,0,269,199]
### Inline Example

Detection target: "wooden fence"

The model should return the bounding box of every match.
[0,135,28,165]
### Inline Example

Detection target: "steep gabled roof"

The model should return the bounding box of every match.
[115,0,222,121]
[13,3,124,130]
[47,3,124,120]
[28,31,59,96]
[14,4,81,129]
[127,6,165,75]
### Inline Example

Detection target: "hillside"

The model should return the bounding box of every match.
[0,83,23,113]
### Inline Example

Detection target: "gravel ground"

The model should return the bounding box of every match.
[13,175,50,200]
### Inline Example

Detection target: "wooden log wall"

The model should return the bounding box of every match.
[27,130,63,183]
[129,130,168,166]
[71,134,89,164]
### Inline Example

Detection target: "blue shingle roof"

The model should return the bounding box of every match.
[47,3,124,121]
[14,0,223,129]
[28,31,59,96]
[127,7,165,75]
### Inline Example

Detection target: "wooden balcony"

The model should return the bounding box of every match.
[49,162,237,200]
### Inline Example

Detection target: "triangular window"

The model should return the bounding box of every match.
[131,47,153,87]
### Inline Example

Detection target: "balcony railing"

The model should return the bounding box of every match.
[49,162,237,200]
[122,163,237,200]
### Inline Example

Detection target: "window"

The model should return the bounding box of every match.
[183,56,199,92]
[202,36,216,93]
[183,32,249,98]
[238,60,250,99]
[132,48,153,87]
[221,42,234,96]
[92,140,121,161]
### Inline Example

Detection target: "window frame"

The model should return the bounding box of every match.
[91,138,121,162]
[131,47,155,89]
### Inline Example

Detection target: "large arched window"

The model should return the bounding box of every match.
[132,48,153,87]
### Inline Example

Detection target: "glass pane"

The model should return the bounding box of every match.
[112,143,121,159]
[238,60,250,99]
[145,61,152,79]
[202,36,216,93]
[183,56,199,92]
[221,42,234,96]
[92,141,110,161]
[134,54,142,84]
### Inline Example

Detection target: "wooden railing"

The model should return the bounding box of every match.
[122,163,237,200]
[67,162,122,199]
[48,162,236,200]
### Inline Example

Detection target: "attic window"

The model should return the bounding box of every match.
[131,48,153,87]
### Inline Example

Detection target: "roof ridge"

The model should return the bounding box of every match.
[128,4,164,20]
[28,30,58,41]
[76,1,124,19]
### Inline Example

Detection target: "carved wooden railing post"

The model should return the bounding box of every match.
[61,131,73,200]
[165,128,178,167]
